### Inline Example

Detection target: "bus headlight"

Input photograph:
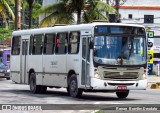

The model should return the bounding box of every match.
[142,74,146,79]
[142,69,147,79]
[7,69,10,73]
[94,70,100,79]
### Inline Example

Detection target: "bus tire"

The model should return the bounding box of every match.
[29,73,41,93]
[6,78,10,80]
[69,74,83,98]
[116,90,129,98]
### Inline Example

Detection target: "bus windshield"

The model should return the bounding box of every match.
[93,26,147,66]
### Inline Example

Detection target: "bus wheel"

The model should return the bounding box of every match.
[29,73,41,93]
[69,74,83,98]
[6,78,10,80]
[116,90,129,98]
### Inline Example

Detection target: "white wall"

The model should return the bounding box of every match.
[123,0,160,6]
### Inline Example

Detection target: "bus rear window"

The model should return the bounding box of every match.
[11,36,21,55]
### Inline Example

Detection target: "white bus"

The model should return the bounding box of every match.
[11,22,147,98]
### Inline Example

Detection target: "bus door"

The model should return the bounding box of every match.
[81,35,91,88]
[21,38,29,84]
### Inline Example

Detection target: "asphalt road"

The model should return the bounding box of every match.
[0,78,160,113]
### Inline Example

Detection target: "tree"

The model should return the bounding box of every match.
[15,0,21,30]
[34,1,74,27]
[26,0,35,29]
[21,0,41,29]
[34,0,116,26]
[82,0,116,23]
[0,0,15,28]
[0,28,13,40]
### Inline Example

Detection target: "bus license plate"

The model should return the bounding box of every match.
[117,86,127,90]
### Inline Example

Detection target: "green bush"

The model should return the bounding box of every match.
[0,28,12,40]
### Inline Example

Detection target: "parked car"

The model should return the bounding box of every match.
[0,62,10,80]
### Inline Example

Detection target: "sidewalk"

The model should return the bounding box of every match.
[147,75,160,89]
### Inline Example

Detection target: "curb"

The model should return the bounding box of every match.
[150,82,160,89]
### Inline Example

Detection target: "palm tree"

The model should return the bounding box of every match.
[34,0,116,27]
[0,0,15,28]
[82,0,116,23]
[15,0,21,30]
[34,1,74,27]
[26,0,35,28]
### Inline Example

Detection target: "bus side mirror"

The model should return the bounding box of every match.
[89,41,94,49]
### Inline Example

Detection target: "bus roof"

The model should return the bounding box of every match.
[12,22,145,36]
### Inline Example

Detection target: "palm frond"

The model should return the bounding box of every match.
[40,11,74,27]
[82,0,116,22]
[0,0,15,20]
[39,13,57,27]
[34,2,66,18]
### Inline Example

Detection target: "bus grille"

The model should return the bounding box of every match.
[108,83,135,86]
[103,72,139,79]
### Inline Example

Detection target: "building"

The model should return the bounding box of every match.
[120,0,160,36]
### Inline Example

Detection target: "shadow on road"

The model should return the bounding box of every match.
[0,88,139,101]
[0,78,8,81]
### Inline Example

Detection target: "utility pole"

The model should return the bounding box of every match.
[115,0,120,22]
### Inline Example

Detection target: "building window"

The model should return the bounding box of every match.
[144,15,154,23]
[128,14,132,19]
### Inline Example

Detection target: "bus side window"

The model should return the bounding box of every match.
[68,31,80,54]
[29,35,34,55]
[44,34,55,54]
[55,32,68,54]
[32,34,43,55]
[11,36,21,55]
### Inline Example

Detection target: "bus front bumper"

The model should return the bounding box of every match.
[90,78,147,90]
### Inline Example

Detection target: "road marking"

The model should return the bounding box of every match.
[93,102,101,104]
[94,102,124,104]
[91,110,99,113]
